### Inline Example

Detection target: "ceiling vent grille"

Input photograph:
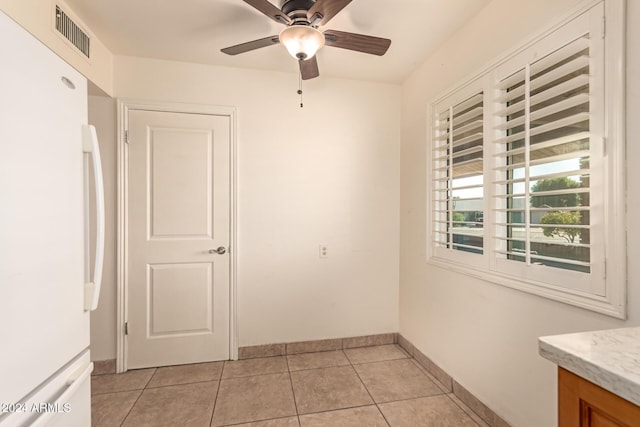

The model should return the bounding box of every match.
[55,5,90,58]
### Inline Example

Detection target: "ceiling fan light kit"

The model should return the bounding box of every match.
[222,0,391,80]
[279,25,325,60]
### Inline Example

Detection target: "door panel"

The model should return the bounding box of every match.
[149,127,213,239]
[127,110,230,368]
[149,263,213,336]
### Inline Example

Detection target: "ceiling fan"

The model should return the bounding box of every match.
[221,0,392,80]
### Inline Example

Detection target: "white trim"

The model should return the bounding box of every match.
[116,99,238,372]
[602,0,627,319]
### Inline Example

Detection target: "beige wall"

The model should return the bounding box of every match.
[399,1,640,426]
[88,57,401,359]
[0,0,113,95]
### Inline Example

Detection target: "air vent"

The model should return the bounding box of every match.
[55,5,90,58]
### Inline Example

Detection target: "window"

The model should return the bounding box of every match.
[433,91,484,257]
[428,1,626,318]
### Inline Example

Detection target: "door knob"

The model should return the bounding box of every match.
[209,247,227,255]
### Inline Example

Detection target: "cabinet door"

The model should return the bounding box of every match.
[558,368,640,427]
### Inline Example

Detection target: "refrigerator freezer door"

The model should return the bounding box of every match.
[0,10,90,408]
[0,351,92,427]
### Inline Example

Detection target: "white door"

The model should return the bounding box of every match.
[127,110,230,369]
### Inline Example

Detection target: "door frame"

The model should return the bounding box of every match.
[116,99,238,373]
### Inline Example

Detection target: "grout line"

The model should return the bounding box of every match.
[221,369,290,381]
[445,393,486,427]
[209,361,225,427]
[348,355,411,367]
[219,415,299,427]
[144,378,220,390]
[91,387,146,397]
[142,367,157,389]
[288,362,351,373]
[287,350,351,373]
[347,363,391,427]
[377,393,450,405]
[297,402,382,418]
[285,354,301,417]
[118,389,145,427]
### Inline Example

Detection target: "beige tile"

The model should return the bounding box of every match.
[343,333,396,349]
[344,344,409,364]
[287,350,349,371]
[299,405,388,427]
[414,349,453,392]
[222,356,288,379]
[354,359,443,403]
[91,368,156,395]
[212,372,296,426]
[286,339,342,355]
[290,365,373,415]
[238,344,286,359]
[397,334,415,357]
[409,359,452,395]
[453,380,494,426]
[91,390,141,427]
[493,414,513,427]
[122,381,217,427]
[379,395,479,427]
[92,359,116,376]
[448,394,490,427]
[232,417,300,427]
[146,362,223,388]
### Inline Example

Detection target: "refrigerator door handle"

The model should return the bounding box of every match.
[82,124,105,311]
[28,362,94,427]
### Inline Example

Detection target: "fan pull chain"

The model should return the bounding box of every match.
[297,72,303,108]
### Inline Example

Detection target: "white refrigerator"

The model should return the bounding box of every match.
[0,11,104,427]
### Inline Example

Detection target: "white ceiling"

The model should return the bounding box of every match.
[64,0,491,84]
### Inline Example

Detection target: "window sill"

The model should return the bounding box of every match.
[426,257,625,319]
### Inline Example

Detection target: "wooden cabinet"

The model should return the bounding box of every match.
[558,368,640,426]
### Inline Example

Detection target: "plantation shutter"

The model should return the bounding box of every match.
[433,92,484,257]
[491,7,605,294]
[428,1,623,316]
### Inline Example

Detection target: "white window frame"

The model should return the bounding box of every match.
[426,0,626,319]
[431,79,490,269]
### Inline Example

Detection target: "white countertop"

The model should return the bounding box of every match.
[539,327,640,407]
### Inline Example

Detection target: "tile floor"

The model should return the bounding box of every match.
[91,345,489,427]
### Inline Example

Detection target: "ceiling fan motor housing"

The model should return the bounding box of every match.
[280,0,316,18]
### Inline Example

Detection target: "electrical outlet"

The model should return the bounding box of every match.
[319,244,328,259]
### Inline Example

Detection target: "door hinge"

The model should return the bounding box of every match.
[124,322,129,335]
[602,137,607,156]
[125,130,130,144]
[602,16,606,39]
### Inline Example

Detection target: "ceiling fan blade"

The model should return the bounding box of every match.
[243,0,291,25]
[221,35,280,55]
[299,56,320,80]
[324,30,391,56]
[307,0,352,26]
